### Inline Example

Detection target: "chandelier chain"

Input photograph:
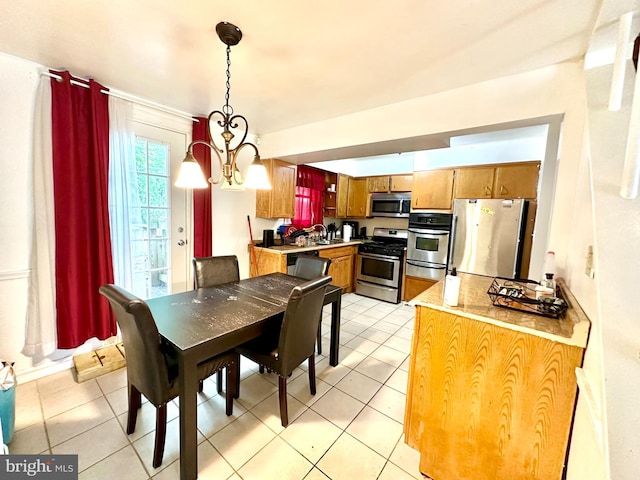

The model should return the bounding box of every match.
[225,44,231,112]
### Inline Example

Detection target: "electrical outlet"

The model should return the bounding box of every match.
[585,245,595,279]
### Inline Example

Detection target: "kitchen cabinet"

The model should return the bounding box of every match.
[402,276,436,301]
[255,159,296,218]
[318,245,358,293]
[346,177,368,217]
[454,162,540,199]
[367,174,413,193]
[405,275,589,480]
[390,174,413,192]
[336,173,349,218]
[411,169,455,210]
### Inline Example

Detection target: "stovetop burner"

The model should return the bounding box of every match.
[358,227,408,258]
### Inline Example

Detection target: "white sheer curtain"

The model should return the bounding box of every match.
[108,97,139,291]
[23,77,56,359]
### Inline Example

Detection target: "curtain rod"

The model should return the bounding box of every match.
[41,70,199,123]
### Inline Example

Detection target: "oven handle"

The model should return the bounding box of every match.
[449,215,458,269]
[358,252,401,262]
[406,260,447,269]
[408,228,450,235]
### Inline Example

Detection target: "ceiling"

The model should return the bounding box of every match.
[1,0,639,166]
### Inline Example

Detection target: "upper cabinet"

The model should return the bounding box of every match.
[255,159,296,218]
[411,169,455,210]
[346,177,368,217]
[336,173,349,217]
[367,174,413,193]
[454,162,540,199]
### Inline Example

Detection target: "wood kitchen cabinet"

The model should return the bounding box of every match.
[346,177,368,217]
[319,245,357,292]
[336,173,349,217]
[390,174,413,192]
[402,276,437,301]
[411,169,455,210]
[454,162,540,199]
[405,275,589,480]
[255,159,296,218]
[367,174,413,193]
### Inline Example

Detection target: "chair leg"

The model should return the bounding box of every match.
[152,404,168,468]
[259,365,265,374]
[126,383,142,435]
[317,320,323,354]
[278,376,289,427]
[198,380,204,393]
[216,370,223,394]
[234,354,240,399]
[225,366,234,416]
[308,355,316,395]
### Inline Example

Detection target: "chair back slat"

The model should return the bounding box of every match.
[292,255,331,280]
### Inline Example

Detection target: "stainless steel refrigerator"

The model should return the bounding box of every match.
[450,198,528,278]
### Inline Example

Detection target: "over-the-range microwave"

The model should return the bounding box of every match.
[370,192,411,218]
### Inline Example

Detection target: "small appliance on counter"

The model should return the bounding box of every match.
[342,221,359,239]
[262,229,275,248]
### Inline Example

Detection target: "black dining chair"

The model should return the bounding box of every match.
[99,284,238,468]
[291,255,332,354]
[236,275,332,427]
[192,255,241,393]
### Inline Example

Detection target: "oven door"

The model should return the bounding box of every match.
[407,228,450,265]
[356,252,401,288]
[406,259,447,281]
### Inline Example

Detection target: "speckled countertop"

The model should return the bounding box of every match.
[254,240,364,255]
[409,273,590,348]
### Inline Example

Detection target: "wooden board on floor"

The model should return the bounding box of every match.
[73,343,126,383]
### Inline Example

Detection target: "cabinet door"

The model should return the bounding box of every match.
[367,176,390,193]
[328,255,353,292]
[255,159,296,218]
[347,177,368,217]
[336,174,349,217]
[411,169,455,210]
[390,174,413,192]
[402,276,437,301]
[493,163,539,199]
[270,160,296,217]
[453,167,494,198]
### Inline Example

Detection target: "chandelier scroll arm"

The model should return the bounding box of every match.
[185,139,225,185]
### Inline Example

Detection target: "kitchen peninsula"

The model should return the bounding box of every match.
[251,241,363,293]
[404,273,590,480]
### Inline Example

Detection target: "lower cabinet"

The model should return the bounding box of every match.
[319,246,357,293]
[402,276,437,302]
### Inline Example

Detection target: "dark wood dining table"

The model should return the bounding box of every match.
[146,272,342,480]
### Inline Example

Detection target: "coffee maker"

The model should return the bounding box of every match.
[342,221,359,239]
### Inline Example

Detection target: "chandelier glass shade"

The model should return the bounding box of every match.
[175,21,271,190]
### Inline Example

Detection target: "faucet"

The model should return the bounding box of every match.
[312,224,327,240]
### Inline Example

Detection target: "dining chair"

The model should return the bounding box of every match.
[192,255,240,393]
[236,275,332,427]
[292,255,331,354]
[99,284,238,468]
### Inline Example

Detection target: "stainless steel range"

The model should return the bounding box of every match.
[355,227,408,304]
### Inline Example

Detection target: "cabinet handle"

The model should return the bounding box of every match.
[500,185,506,194]
[485,186,491,195]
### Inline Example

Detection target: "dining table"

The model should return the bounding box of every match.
[146,272,342,480]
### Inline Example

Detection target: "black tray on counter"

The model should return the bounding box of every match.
[487,277,568,319]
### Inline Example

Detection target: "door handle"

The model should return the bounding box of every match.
[177,239,186,246]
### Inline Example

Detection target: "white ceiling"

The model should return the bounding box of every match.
[1,0,639,165]
[0,0,611,132]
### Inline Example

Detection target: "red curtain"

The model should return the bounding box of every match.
[50,71,116,349]
[292,165,325,229]
[192,117,212,257]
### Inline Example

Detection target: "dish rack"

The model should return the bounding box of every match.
[487,277,568,319]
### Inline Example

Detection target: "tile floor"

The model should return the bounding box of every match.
[9,293,428,480]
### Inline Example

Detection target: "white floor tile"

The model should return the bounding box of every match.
[235,372,278,409]
[78,445,147,480]
[238,436,313,480]
[370,344,408,367]
[280,409,342,464]
[385,368,409,394]
[151,440,235,480]
[310,388,365,430]
[196,394,247,439]
[334,370,382,404]
[46,396,115,446]
[368,386,407,423]
[95,368,127,395]
[251,391,307,434]
[316,433,386,480]
[7,421,48,454]
[354,357,397,383]
[209,412,276,469]
[389,435,424,479]
[345,406,403,458]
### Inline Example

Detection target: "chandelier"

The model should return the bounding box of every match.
[175,21,271,190]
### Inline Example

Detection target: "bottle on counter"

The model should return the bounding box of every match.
[542,251,556,282]
[444,267,461,307]
[541,272,556,294]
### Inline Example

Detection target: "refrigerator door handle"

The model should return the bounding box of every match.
[449,214,458,270]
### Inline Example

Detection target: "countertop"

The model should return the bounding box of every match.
[254,240,364,255]
[409,273,590,348]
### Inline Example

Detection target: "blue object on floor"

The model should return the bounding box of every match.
[0,384,16,444]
